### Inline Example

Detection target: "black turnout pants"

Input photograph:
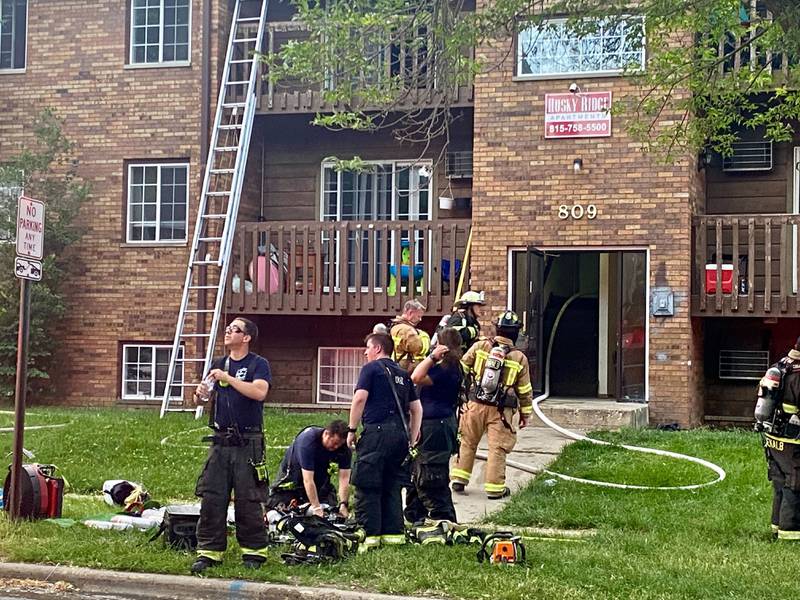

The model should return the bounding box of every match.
[351,420,409,537]
[766,439,800,534]
[405,415,458,524]
[195,435,268,557]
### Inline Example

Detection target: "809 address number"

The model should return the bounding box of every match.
[558,204,597,220]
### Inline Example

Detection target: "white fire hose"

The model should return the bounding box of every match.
[475,293,726,491]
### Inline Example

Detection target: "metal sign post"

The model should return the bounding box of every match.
[9,195,45,520]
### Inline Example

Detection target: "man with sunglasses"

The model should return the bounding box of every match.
[191,317,272,574]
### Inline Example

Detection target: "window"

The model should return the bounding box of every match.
[317,347,364,404]
[0,168,22,243]
[321,160,431,288]
[0,0,27,71]
[127,163,188,242]
[122,344,183,401]
[517,17,644,78]
[130,0,190,65]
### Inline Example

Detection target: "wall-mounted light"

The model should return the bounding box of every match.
[568,82,582,95]
[573,158,583,173]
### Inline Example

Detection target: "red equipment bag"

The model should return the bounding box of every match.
[2,464,64,519]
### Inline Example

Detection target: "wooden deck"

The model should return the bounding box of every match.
[225,219,471,316]
[253,21,474,114]
[692,214,800,316]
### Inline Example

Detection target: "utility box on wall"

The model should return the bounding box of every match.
[651,287,674,317]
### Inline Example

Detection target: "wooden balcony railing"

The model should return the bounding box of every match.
[693,214,800,315]
[225,220,471,315]
[256,21,474,114]
[717,1,797,84]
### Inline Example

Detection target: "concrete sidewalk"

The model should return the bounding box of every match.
[0,562,431,600]
[452,425,575,523]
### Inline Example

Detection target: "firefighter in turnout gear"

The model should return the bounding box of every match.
[191,318,271,574]
[432,291,486,353]
[761,337,800,540]
[390,299,430,372]
[451,311,533,499]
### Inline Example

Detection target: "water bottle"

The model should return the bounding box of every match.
[0,487,4,510]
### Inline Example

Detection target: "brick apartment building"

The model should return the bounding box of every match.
[1,0,797,427]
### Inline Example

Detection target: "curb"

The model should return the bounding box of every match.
[0,562,429,600]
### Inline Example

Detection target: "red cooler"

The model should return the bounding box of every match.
[705,264,733,294]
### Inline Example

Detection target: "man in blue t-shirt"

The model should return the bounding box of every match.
[267,420,352,517]
[347,332,422,552]
[191,317,272,575]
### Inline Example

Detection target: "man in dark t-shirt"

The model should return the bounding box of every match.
[347,332,422,552]
[268,420,352,517]
[191,317,271,575]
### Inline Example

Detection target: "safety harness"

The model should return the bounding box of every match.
[469,341,516,432]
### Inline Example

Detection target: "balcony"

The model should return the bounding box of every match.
[693,214,800,316]
[225,219,471,316]
[255,21,474,114]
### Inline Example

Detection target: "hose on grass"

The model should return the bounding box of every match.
[476,293,727,491]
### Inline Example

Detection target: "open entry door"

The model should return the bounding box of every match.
[525,247,546,394]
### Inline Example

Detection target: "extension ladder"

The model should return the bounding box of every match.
[161,0,268,417]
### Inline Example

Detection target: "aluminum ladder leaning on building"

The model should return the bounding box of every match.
[161,0,269,418]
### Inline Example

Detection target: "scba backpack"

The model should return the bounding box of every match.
[278,514,362,564]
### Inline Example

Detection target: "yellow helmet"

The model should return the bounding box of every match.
[455,290,486,307]
[496,310,521,329]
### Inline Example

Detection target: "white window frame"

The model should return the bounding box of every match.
[0,0,28,73]
[516,16,645,80]
[126,162,189,244]
[316,347,364,404]
[121,343,183,401]
[320,159,433,223]
[128,0,191,67]
[319,159,433,292]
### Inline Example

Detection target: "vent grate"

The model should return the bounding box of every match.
[719,349,770,380]
[446,151,473,178]
[722,141,773,172]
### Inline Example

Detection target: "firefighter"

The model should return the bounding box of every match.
[451,311,532,499]
[390,299,430,372]
[433,290,486,353]
[761,337,800,540]
[191,317,271,574]
[347,332,423,552]
[405,327,464,526]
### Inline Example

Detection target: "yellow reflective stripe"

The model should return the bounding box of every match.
[484,482,506,493]
[520,406,533,415]
[197,549,224,562]
[504,360,523,372]
[765,433,800,445]
[417,331,431,359]
[240,546,268,558]
[783,404,799,414]
[777,529,800,540]
[358,536,381,553]
[772,524,780,532]
[451,468,471,482]
[517,383,533,395]
[380,534,406,545]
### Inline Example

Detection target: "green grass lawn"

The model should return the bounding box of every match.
[0,408,791,599]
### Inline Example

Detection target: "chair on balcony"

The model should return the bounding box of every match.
[388,240,424,296]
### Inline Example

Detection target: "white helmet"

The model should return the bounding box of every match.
[455,290,486,307]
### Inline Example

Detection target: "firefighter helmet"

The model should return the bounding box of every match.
[495,310,521,329]
[455,290,486,307]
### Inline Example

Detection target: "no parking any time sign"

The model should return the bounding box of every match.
[16,196,45,261]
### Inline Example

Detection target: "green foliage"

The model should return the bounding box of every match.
[267,0,800,160]
[0,110,88,401]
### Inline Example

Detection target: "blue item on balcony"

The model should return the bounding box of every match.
[440,259,462,282]
[388,240,424,295]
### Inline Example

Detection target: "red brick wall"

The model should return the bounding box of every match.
[471,28,704,426]
[0,0,229,406]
